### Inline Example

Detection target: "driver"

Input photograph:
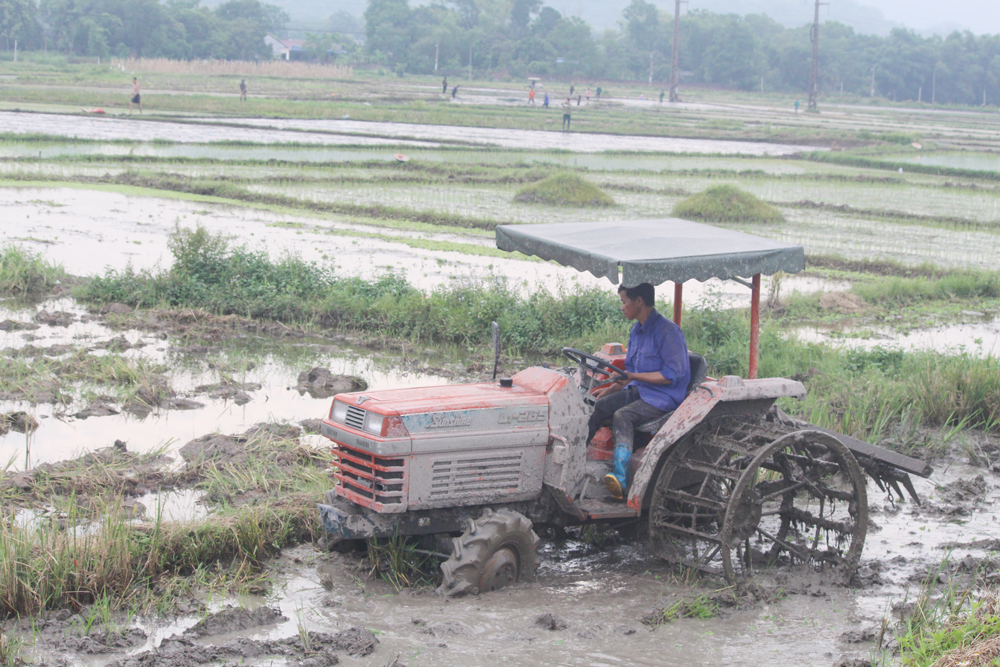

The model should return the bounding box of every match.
[587,283,691,500]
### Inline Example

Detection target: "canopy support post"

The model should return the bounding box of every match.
[749,273,760,380]
[673,282,683,326]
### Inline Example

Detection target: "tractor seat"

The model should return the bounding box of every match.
[635,353,708,435]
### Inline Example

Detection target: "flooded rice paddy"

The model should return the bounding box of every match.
[0,111,821,155]
[3,105,1000,667]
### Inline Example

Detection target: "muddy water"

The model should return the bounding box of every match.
[791,317,1000,357]
[0,297,461,470]
[0,187,843,306]
[0,111,821,155]
[29,460,995,667]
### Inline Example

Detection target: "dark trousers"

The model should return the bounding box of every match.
[587,385,666,449]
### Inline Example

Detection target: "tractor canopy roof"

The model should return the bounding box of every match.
[495,219,804,286]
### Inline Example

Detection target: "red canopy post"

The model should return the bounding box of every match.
[749,273,761,379]
[673,282,683,326]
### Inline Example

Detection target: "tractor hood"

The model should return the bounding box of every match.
[326,367,571,457]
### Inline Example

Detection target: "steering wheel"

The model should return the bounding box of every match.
[562,348,629,406]
[562,347,630,382]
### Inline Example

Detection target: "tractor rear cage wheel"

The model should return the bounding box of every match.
[648,419,868,583]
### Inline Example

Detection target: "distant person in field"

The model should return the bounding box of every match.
[570,83,575,97]
[240,79,247,102]
[528,88,536,105]
[659,90,665,104]
[561,98,571,130]
[129,77,141,114]
[442,76,448,94]
[586,87,591,101]
[577,94,581,106]
[452,85,458,99]
[543,91,549,108]
[596,86,602,100]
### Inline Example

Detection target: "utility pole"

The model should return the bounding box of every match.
[649,52,653,85]
[931,68,936,104]
[468,45,472,81]
[807,0,827,111]
[669,0,683,102]
[434,42,439,72]
[870,65,876,98]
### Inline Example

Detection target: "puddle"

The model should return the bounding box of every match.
[790,318,1000,356]
[895,152,1000,173]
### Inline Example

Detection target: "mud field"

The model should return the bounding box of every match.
[3,82,1000,666]
[0,286,998,667]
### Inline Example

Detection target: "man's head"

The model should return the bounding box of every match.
[132,77,136,82]
[618,283,655,320]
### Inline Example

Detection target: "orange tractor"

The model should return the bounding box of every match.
[318,220,931,594]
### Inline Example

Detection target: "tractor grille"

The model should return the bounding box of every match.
[333,441,406,509]
[430,453,523,498]
[344,405,366,430]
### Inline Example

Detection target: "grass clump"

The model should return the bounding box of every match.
[0,495,317,618]
[0,244,67,295]
[81,226,622,353]
[672,185,784,223]
[513,173,615,207]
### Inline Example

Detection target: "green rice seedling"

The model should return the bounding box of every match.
[893,557,1000,667]
[0,631,24,667]
[673,185,785,223]
[513,173,616,207]
[365,533,440,591]
[643,593,720,628]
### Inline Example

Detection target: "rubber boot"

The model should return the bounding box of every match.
[603,443,631,500]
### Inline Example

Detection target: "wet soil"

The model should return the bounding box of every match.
[2,294,998,666]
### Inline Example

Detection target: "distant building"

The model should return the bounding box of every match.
[265,36,305,60]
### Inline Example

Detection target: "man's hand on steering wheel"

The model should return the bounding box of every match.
[561,347,629,383]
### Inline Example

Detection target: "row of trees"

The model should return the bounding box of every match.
[363,0,1000,106]
[0,0,286,60]
[2,0,998,105]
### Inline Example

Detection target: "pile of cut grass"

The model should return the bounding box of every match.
[0,244,68,295]
[513,173,615,207]
[672,185,784,223]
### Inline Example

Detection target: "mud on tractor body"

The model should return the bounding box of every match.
[318,220,932,594]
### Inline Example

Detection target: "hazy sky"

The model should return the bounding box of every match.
[854,0,1000,35]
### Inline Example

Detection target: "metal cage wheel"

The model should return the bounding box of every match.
[719,430,868,583]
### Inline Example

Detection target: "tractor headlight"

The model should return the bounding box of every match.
[364,412,384,436]
[331,400,348,423]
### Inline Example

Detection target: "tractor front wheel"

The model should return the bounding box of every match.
[438,509,540,596]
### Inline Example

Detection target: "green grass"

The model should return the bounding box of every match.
[0,497,316,618]
[0,243,67,295]
[672,185,785,224]
[513,173,615,207]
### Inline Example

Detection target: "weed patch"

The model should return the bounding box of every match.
[0,244,68,296]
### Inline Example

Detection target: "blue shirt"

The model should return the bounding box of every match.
[625,309,691,412]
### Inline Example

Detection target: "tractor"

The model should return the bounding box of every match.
[317,220,931,594]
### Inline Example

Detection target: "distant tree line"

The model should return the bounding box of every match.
[0,0,287,60]
[363,0,1000,106]
[2,0,999,105]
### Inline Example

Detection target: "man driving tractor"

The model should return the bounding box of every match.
[587,283,691,499]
